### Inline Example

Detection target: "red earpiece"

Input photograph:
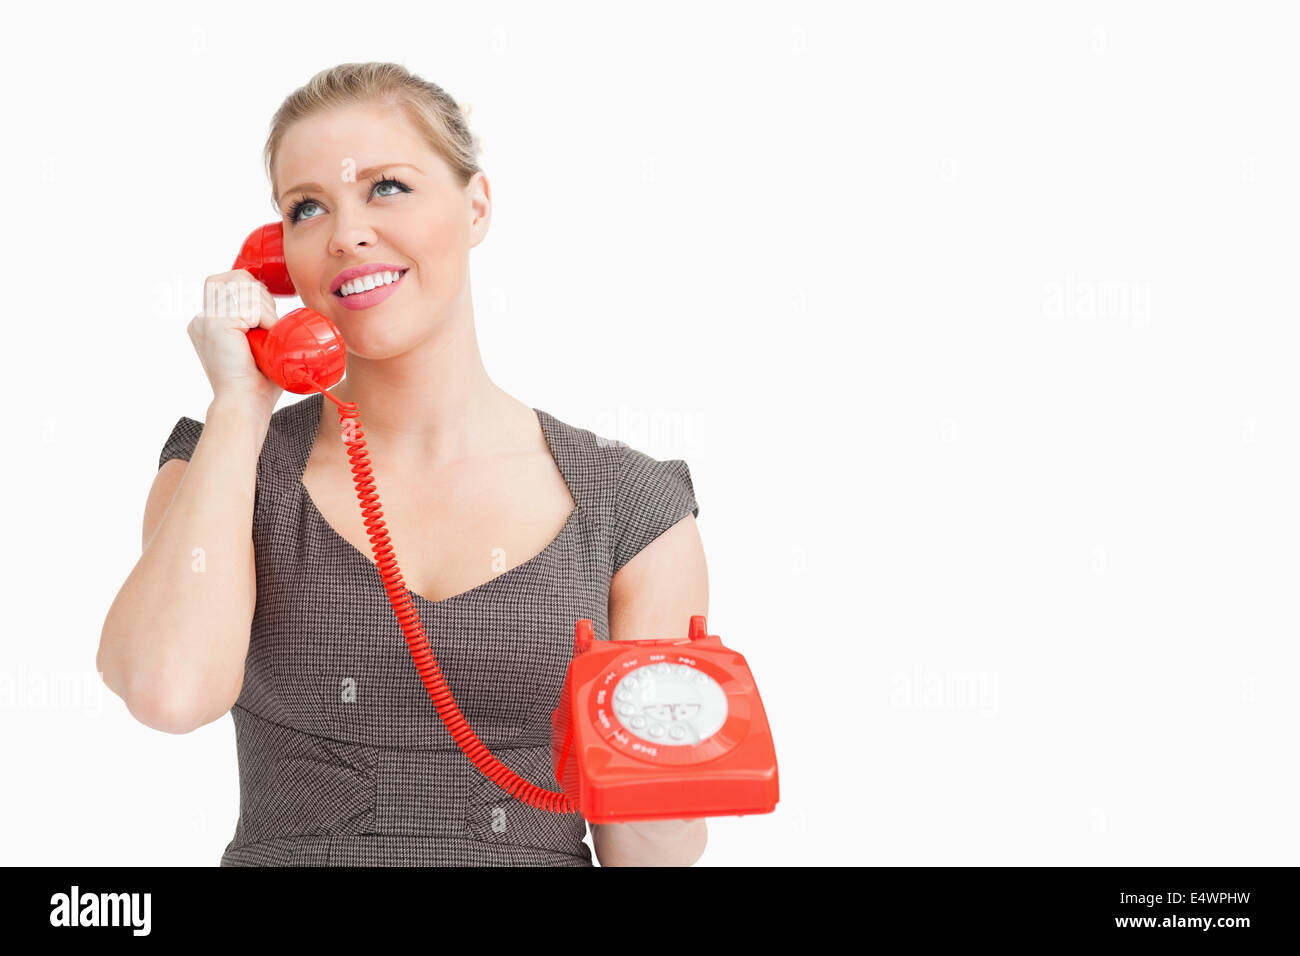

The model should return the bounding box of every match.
[233,222,296,296]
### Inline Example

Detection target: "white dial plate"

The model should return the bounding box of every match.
[612,662,728,746]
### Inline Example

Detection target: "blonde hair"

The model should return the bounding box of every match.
[264,61,483,209]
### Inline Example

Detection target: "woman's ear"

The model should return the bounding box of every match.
[468,171,492,241]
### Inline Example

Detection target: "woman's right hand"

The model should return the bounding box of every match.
[187,269,282,414]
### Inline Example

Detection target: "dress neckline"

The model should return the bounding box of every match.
[291,391,581,608]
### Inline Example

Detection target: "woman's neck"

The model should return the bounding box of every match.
[316,313,528,468]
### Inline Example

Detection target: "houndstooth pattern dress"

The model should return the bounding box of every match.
[158,391,699,866]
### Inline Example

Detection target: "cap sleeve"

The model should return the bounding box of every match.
[158,416,204,471]
[612,444,700,574]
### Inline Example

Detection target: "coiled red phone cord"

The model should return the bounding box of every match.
[307,378,578,815]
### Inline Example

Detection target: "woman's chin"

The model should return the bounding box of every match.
[333,327,423,362]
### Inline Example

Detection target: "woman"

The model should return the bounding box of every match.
[98,62,708,866]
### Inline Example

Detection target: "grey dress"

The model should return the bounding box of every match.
[158,391,699,866]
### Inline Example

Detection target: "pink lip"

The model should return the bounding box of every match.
[330,262,408,293]
[335,269,407,311]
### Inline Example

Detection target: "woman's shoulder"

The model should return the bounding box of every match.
[157,393,317,470]
[155,393,322,521]
[158,414,205,471]
[534,405,700,574]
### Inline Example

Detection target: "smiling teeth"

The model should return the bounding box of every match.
[339,270,405,297]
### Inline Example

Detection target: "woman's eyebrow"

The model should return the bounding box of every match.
[277,163,423,204]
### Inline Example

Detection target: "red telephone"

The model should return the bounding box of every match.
[233,223,779,824]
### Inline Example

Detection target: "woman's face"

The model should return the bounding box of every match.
[272,101,489,357]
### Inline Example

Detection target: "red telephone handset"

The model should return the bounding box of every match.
[234,223,779,824]
[232,223,347,394]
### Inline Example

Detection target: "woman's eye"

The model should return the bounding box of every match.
[290,200,321,223]
[374,180,401,198]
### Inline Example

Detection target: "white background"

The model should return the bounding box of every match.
[3,1,1296,866]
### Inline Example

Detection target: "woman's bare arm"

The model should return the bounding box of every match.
[593,515,710,865]
[97,395,269,734]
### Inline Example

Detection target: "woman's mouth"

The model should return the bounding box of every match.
[333,268,409,311]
